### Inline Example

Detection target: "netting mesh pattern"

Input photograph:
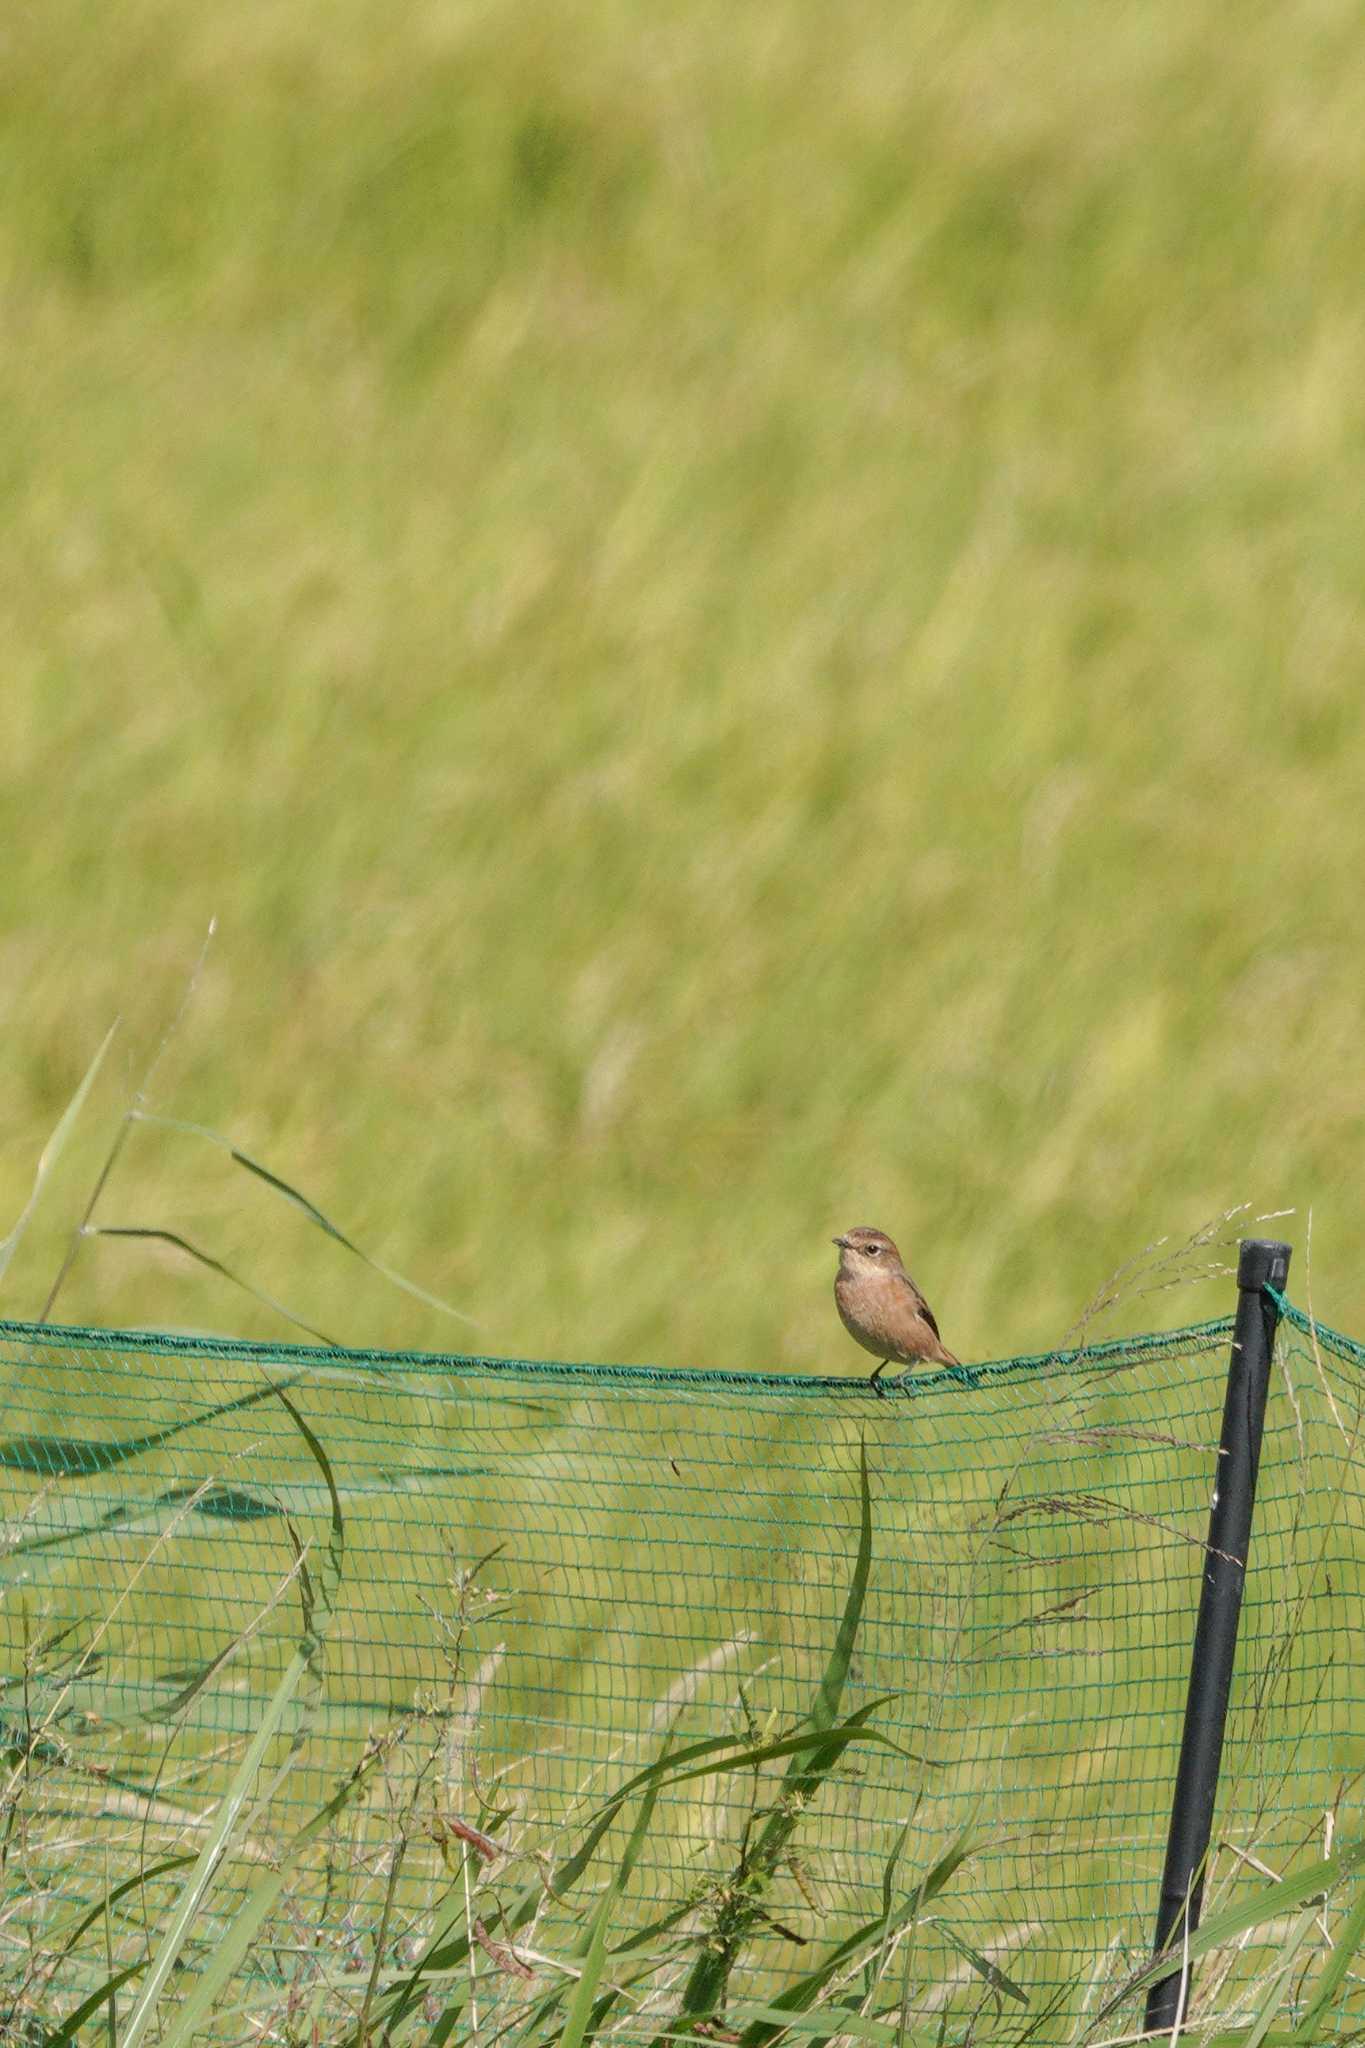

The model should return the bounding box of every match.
[0,1305,1362,2039]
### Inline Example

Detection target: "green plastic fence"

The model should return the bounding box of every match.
[0,1297,1362,2041]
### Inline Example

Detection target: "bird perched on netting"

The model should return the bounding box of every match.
[832,1226,959,1390]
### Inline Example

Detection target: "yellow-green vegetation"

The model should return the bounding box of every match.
[2,0,1364,1363]
[2,2,1365,2039]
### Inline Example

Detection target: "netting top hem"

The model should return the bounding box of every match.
[1272,1294,1365,1370]
[0,1313,1235,1396]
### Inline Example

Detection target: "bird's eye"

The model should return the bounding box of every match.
[864,1244,880,1256]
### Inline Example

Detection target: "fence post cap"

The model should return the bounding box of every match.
[1237,1239,1292,1291]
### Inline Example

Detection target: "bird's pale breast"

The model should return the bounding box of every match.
[835,1268,935,1363]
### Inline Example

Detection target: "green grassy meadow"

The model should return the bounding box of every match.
[2,0,1365,1364]
[3,1,1365,2036]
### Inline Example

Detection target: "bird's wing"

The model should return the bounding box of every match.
[915,1292,960,1363]
[915,1291,943,1341]
[902,1274,955,1352]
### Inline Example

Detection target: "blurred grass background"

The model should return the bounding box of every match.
[2,0,1363,1366]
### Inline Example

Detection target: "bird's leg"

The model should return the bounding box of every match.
[869,1358,889,1397]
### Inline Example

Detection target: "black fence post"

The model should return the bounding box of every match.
[1145,1236,1291,2035]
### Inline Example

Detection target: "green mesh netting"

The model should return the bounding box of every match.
[0,1300,1362,2041]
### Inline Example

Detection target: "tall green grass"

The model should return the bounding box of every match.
[2,0,1365,1372]
[2,0,1364,2035]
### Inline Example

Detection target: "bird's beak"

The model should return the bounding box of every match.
[832,1235,851,1250]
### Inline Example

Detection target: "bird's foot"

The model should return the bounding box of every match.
[869,1360,890,1399]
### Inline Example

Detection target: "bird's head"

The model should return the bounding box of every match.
[832,1226,904,1274]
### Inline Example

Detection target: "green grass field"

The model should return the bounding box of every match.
[2,2,1365,2037]
[3,0,1365,1364]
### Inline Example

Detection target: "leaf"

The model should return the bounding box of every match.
[131,1383,351,2037]
[133,1113,479,1327]
[732,1839,989,2048]
[721,1832,987,2048]
[561,1748,669,2048]
[728,2003,923,2046]
[117,1638,315,2048]
[0,1372,303,1486]
[0,1435,135,1476]
[600,1704,908,1813]
[89,1225,338,1344]
[1104,1835,1365,2018]
[910,1831,987,1913]
[812,1441,874,1736]
[676,1449,882,2037]
[163,1484,281,1522]
[370,1800,629,2033]
[41,1852,197,1975]
[935,1921,1029,2005]
[40,1958,144,2046]
[369,1723,866,2039]
[1289,1876,1365,2041]
[371,1715,908,2044]
[271,1382,345,1624]
[0,1021,117,1289]
[148,1719,412,2048]
[1236,1907,1320,2048]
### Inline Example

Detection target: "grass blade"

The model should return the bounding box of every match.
[674,1446,879,2033]
[133,1113,479,1327]
[368,1718,893,2040]
[731,1834,992,2048]
[1101,1835,1365,2017]
[151,1718,412,2047]
[730,2004,931,2046]
[0,1020,117,1289]
[934,1922,1029,2006]
[39,1851,198,1965]
[1236,1907,1320,2048]
[561,1750,669,2048]
[812,1441,874,1736]
[363,1797,633,2037]
[89,1224,338,1343]
[0,1374,303,1497]
[559,1890,622,2048]
[1289,1877,1365,2041]
[40,1958,144,2046]
[116,1638,314,2048]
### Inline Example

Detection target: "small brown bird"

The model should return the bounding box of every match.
[833,1226,959,1389]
